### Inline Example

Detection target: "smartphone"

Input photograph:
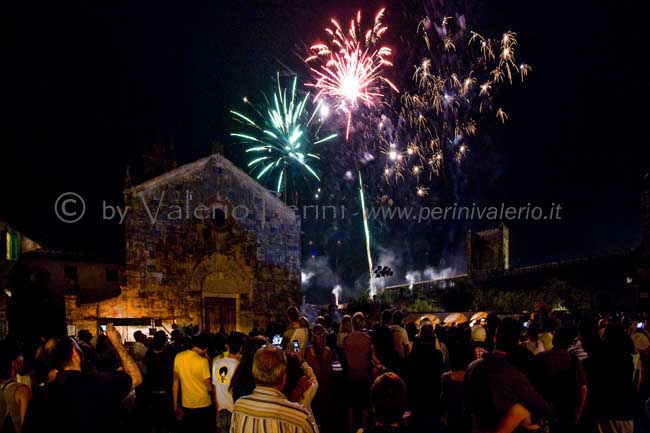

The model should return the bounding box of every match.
[638,322,645,330]
[523,321,530,329]
[292,340,300,353]
[272,334,282,346]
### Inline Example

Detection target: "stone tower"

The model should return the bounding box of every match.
[467,223,510,275]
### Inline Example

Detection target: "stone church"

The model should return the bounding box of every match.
[65,153,301,337]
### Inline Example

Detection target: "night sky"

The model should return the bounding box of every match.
[3,1,648,291]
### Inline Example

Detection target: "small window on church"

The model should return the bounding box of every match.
[212,208,226,228]
[6,232,19,261]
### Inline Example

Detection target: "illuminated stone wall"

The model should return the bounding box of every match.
[66,154,301,335]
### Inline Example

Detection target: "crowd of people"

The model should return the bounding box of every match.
[0,304,647,433]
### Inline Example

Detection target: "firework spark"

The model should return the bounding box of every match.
[306,8,398,140]
[496,107,509,123]
[416,185,429,197]
[230,74,337,197]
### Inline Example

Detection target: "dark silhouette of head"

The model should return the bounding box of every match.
[495,317,519,353]
[449,342,475,372]
[287,306,300,323]
[418,322,436,344]
[553,327,575,350]
[381,310,392,326]
[51,336,83,371]
[78,330,93,344]
[227,332,245,355]
[192,333,210,356]
[152,331,168,350]
[133,330,146,343]
[371,372,407,425]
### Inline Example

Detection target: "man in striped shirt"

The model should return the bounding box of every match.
[230,345,318,433]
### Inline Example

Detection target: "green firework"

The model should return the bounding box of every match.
[230,74,337,196]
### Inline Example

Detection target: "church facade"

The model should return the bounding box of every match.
[65,154,301,338]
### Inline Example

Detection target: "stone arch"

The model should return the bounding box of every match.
[189,253,255,298]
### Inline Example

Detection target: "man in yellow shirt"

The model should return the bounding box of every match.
[173,334,214,433]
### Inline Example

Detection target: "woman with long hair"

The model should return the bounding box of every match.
[229,335,268,402]
[337,315,352,349]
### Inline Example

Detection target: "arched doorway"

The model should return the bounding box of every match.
[190,253,255,332]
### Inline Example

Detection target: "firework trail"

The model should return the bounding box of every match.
[306,8,399,140]
[358,170,375,296]
[230,74,337,201]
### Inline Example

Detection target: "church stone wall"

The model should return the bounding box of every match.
[66,154,301,335]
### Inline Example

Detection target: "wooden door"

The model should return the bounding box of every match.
[204,297,236,333]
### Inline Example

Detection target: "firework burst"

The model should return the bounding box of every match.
[230,74,337,198]
[380,14,530,196]
[306,8,399,140]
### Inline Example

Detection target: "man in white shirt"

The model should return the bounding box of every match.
[212,332,244,433]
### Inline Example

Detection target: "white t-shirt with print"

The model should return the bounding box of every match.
[211,356,239,412]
